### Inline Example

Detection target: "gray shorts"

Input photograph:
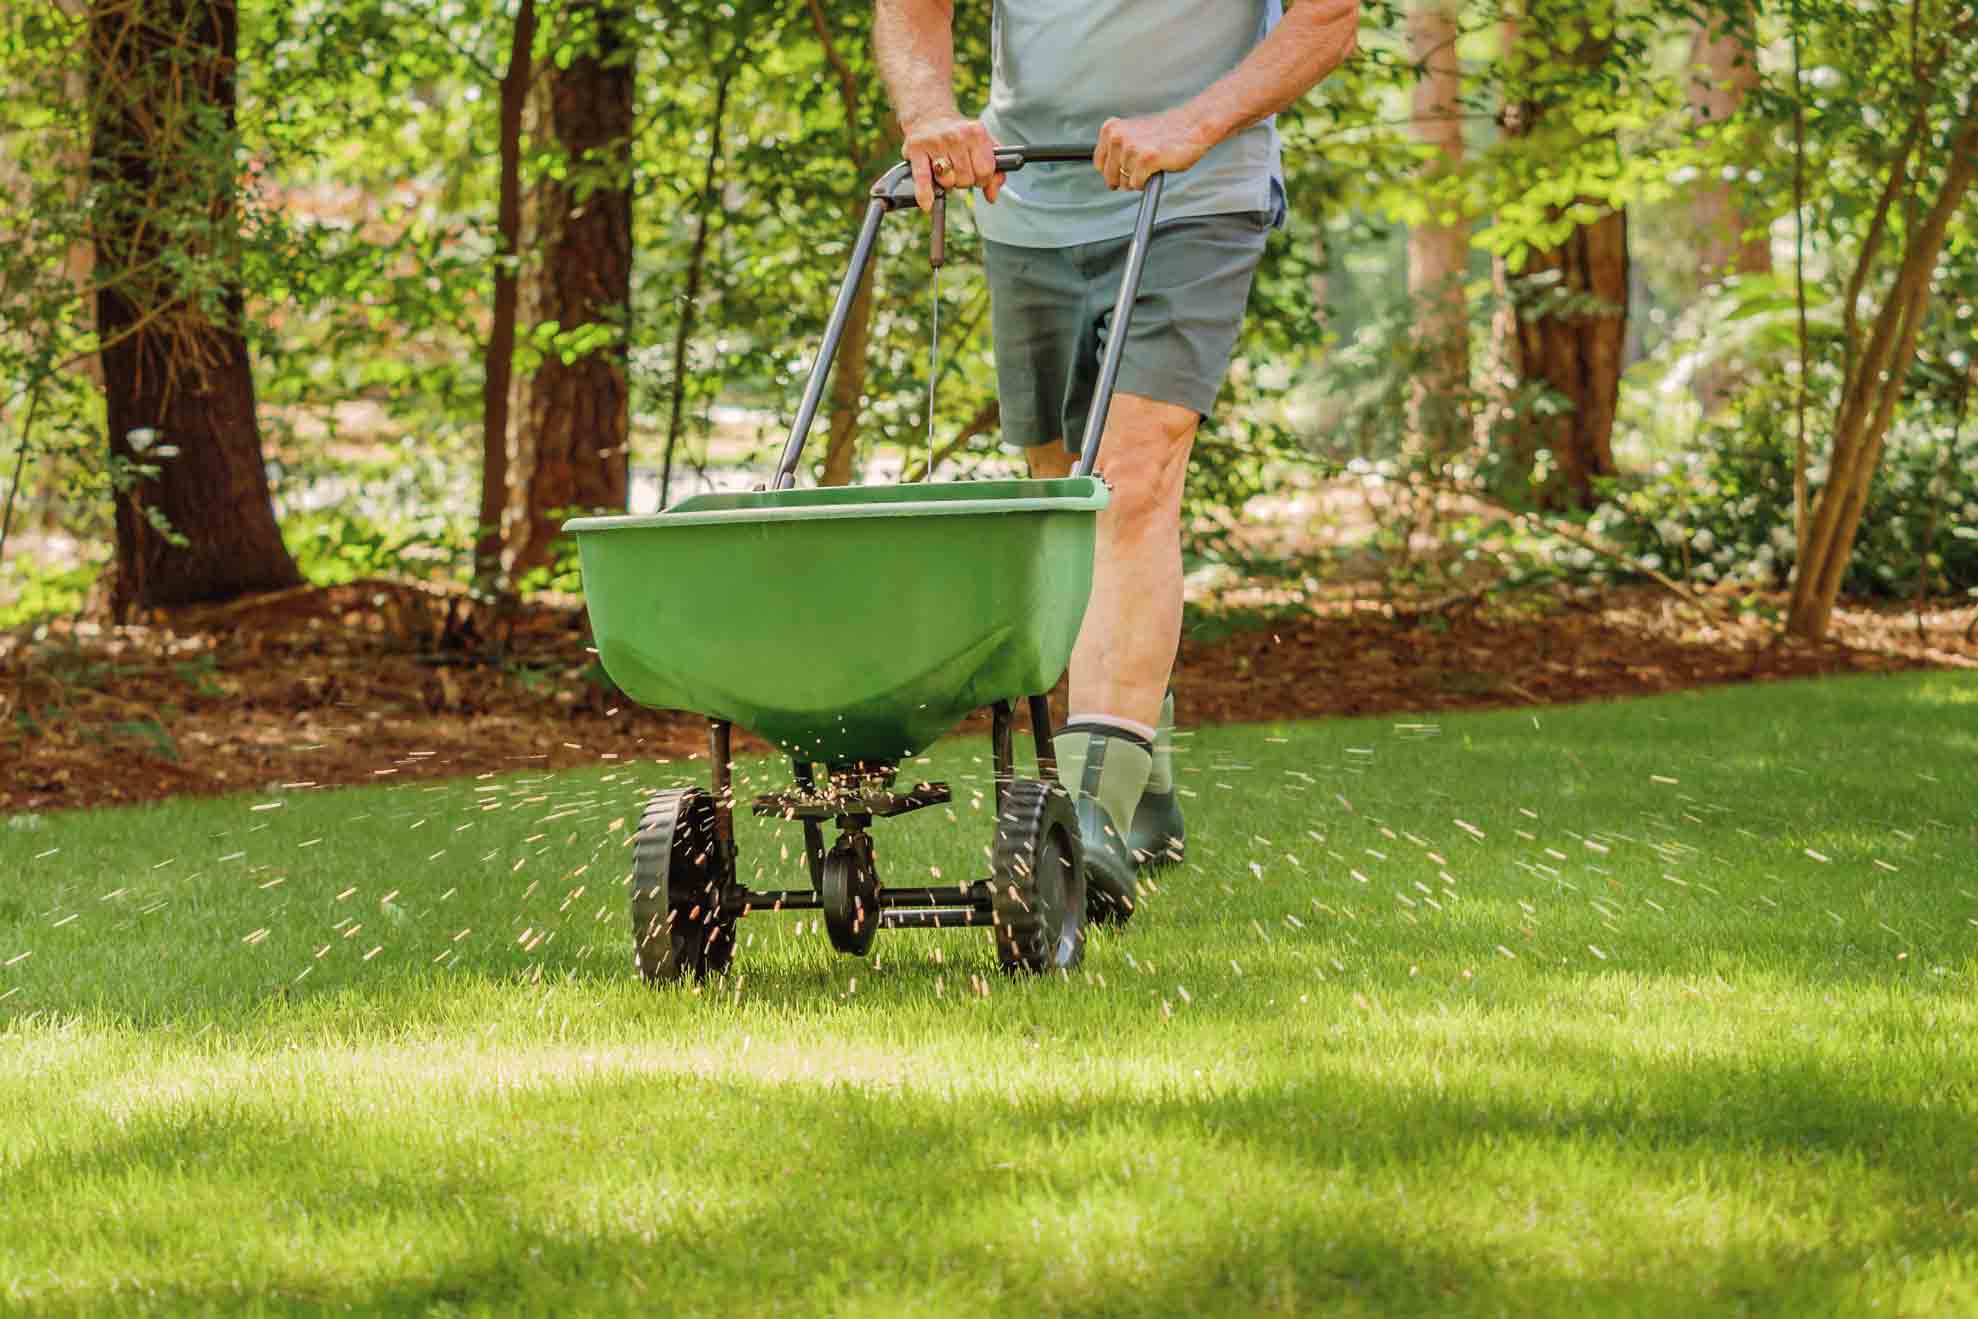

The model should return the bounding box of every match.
[984,211,1271,452]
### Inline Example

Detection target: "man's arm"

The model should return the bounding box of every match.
[874,0,1003,210]
[1095,0,1362,191]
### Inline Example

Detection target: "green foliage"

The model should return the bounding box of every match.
[2,0,1973,630]
[1608,172,1978,601]
[271,433,479,585]
[1286,270,1635,595]
[513,535,583,596]
[283,509,474,587]
[0,8,109,567]
[1607,370,1978,598]
[0,556,97,629]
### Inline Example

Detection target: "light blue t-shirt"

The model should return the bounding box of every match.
[975,0,1285,249]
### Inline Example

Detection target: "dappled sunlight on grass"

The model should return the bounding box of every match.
[2,672,1975,1314]
[5,989,1973,1314]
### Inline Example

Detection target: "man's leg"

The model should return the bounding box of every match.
[1074,394,1196,728]
[1023,393,1194,727]
[1030,394,1194,917]
[999,213,1265,913]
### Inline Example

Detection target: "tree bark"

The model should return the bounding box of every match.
[89,0,301,614]
[1509,211,1628,509]
[1786,112,1978,641]
[1496,7,1628,511]
[661,52,736,509]
[820,236,877,488]
[506,0,634,576]
[476,0,535,590]
[1407,0,1470,454]
[47,0,104,389]
[804,0,898,488]
[1687,10,1769,282]
[1687,4,1769,412]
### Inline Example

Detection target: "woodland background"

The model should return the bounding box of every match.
[0,0,1975,809]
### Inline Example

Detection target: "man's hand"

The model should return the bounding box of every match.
[901,113,1005,213]
[1094,110,1213,191]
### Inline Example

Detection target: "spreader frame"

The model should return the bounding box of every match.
[685,691,1058,934]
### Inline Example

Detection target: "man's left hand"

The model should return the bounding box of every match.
[1094,111,1212,191]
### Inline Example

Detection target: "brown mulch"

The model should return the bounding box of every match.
[1177,587,1976,725]
[2,577,1972,815]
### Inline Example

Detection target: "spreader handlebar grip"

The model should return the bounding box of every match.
[873,144,1162,211]
[993,142,1100,168]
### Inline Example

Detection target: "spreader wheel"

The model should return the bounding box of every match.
[821,831,881,957]
[630,788,736,985]
[990,779,1086,974]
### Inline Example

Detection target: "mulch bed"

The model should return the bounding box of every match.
[3,578,1972,815]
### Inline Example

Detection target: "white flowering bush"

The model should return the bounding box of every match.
[1603,380,1978,598]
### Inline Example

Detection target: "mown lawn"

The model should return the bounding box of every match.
[2,671,1975,1317]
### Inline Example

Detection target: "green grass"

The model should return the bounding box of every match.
[2,671,1975,1317]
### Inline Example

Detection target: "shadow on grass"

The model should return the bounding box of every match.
[9,1029,1968,1317]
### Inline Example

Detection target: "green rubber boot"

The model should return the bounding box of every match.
[1052,723,1152,925]
[1128,691,1185,867]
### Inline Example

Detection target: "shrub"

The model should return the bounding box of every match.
[1604,377,1978,598]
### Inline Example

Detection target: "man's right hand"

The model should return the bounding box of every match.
[901,114,1004,213]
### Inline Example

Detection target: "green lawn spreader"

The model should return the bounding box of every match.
[566,145,1164,982]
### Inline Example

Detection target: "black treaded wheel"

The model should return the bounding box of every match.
[630,787,736,985]
[821,831,881,957]
[990,779,1086,974]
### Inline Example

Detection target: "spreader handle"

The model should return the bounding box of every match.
[1076,171,1163,478]
[773,143,1165,489]
[865,143,1111,212]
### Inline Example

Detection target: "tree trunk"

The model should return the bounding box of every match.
[506,0,634,576]
[89,0,301,615]
[1496,8,1628,511]
[49,0,103,389]
[1687,4,1769,412]
[661,53,737,509]
[1786,113,1978,641]
[1406,0,1469,454]
[1509,212,1628,509]
[819,227,877,488]
[802,0,898,488]
[476,0,535,592]
[1484,14,1522,445]
[1687,11,1769,281]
